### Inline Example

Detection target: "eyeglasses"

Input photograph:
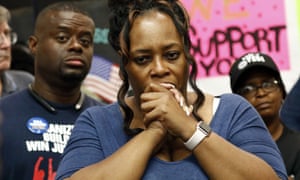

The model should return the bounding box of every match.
[0,31,18,45]
[237,79,279,97]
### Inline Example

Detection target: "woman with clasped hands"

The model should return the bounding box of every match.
[56,0,287,179]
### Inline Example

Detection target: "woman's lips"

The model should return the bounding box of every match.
[255,102,271,110]
[160,82,175,89]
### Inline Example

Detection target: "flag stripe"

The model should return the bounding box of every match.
[83,57,122,103]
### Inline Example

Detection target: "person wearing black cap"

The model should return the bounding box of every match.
[229,52,300,180]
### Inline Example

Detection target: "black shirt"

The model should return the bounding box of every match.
[277,125,300,179]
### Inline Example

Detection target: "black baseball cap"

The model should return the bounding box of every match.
[229,52,285,96]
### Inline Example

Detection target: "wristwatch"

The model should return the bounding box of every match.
[184,121,212,151]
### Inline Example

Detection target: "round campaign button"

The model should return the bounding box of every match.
[27,117,49,134]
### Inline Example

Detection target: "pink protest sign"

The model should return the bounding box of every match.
[181,0,289,78]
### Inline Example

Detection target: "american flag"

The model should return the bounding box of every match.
[82,56,122,103]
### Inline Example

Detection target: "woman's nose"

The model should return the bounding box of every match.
[151,57,169,76]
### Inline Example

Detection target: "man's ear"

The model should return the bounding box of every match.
[28,35,38,55]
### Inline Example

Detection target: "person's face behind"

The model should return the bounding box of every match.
[29,11,95,85]
[0,21,12,72]
[126,11,189,99]
[238,69,283,121]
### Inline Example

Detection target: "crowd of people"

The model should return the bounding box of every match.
[0,0,299,180]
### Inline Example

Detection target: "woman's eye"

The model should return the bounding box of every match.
[263,82,273,88]
[134,56,150,64]
[238,85,255,95]
[166,51,179,60]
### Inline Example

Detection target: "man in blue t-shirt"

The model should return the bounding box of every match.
[0,2,102,180]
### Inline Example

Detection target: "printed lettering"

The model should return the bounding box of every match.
[186,0,247,20]
[190,0,214,20]
[190,24,286,77]
[51,143,65,153]
[26,141,50,152]
[48,158,56,180]
[43,133,70,144]
[47,124,73,135]
[33,157,45,180]
[242,53,265,63]
[33,156,56,180]
[224,0,248,20]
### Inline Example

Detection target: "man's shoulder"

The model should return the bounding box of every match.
[0,88,29,104]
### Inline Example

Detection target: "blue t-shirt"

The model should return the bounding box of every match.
[0,88,102,180]
[56,94,287,180]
